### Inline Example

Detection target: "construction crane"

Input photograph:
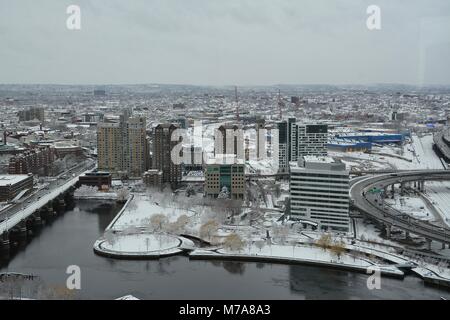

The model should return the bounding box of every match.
[2,130,12,145]
[277,89,285,119]
[235,86,240,122]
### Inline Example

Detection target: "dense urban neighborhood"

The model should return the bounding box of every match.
[1,84,450,299]
[1,0,450,305]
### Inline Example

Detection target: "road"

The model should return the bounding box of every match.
[350,170,450,245]
[433,129,450,163]
[0,159,95,232]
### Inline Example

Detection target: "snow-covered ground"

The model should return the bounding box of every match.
[332,134,444,172]
[110,193,198,230]
[385,194,435,222]
[100,233,180,253]
[348,134,450,226]
[423,184,450,226]
[247,159,278,175]
[405,134,450,225]
[190,242,404,277]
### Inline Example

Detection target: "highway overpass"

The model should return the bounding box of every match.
[350,170,450,248]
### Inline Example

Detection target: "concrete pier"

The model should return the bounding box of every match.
[33,212,43,229]
[385,224,391,238]
[0,232,10,256]
[18,220,27,241]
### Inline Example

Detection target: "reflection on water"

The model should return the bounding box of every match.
[0,200,449,300]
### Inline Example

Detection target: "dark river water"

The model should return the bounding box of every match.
[0,200,449,300]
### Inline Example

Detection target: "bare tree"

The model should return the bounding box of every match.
[38,285,76,300]
[185,184,196,197]
[437,261,448,274]
[255,240,265,252]
[104,229,117,246]
[116,188,130,202]
[166,215,190,235]
[150,214,168,232]
[316,234,332,251]
[218,186,230,199]
[223,233,245,252]
[173,214,190,233]
[329,241,346,261]
[74,185,97,197]
[199,220,219,241]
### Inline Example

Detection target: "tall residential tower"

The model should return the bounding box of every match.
[97,111,148,178]
[152,123,182,187]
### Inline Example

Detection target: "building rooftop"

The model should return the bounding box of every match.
[303,155,336,164]
[291,156,347,172]
[143,169,162,175]
[207,154,245,165]
[0,174,32,187]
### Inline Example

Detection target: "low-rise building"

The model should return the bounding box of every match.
[204,156,245,200]
[142,170,163,188]
[18,107,45,123]
[8,146,54,175]
[0,174,34,202]
[79,171,112,190]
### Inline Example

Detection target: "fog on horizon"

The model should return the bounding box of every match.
[0,0,449,86]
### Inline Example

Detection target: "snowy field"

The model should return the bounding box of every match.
[385,194,434,222]
[100,233,180,253]
[110,193,198,230]
[406,134,450,225]
[219,242,373,267]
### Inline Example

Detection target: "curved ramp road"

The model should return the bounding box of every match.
[350,170,450,245]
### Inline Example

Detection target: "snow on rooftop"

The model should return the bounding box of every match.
[0,174,31,186]
[115,295,140,300]
[302,155,336,164]
[207,154,245,165]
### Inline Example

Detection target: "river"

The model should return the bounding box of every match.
[0,199,448,299]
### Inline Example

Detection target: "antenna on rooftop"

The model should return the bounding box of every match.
[278,89,283,119]
[235,86,240,122]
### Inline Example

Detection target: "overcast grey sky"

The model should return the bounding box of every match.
[0,0,449,85]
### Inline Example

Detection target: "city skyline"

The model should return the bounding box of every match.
[1,0,450,304]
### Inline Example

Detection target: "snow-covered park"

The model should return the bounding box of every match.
[97,233,182,257]
[109,193,198,230]
[91,132,450,284]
